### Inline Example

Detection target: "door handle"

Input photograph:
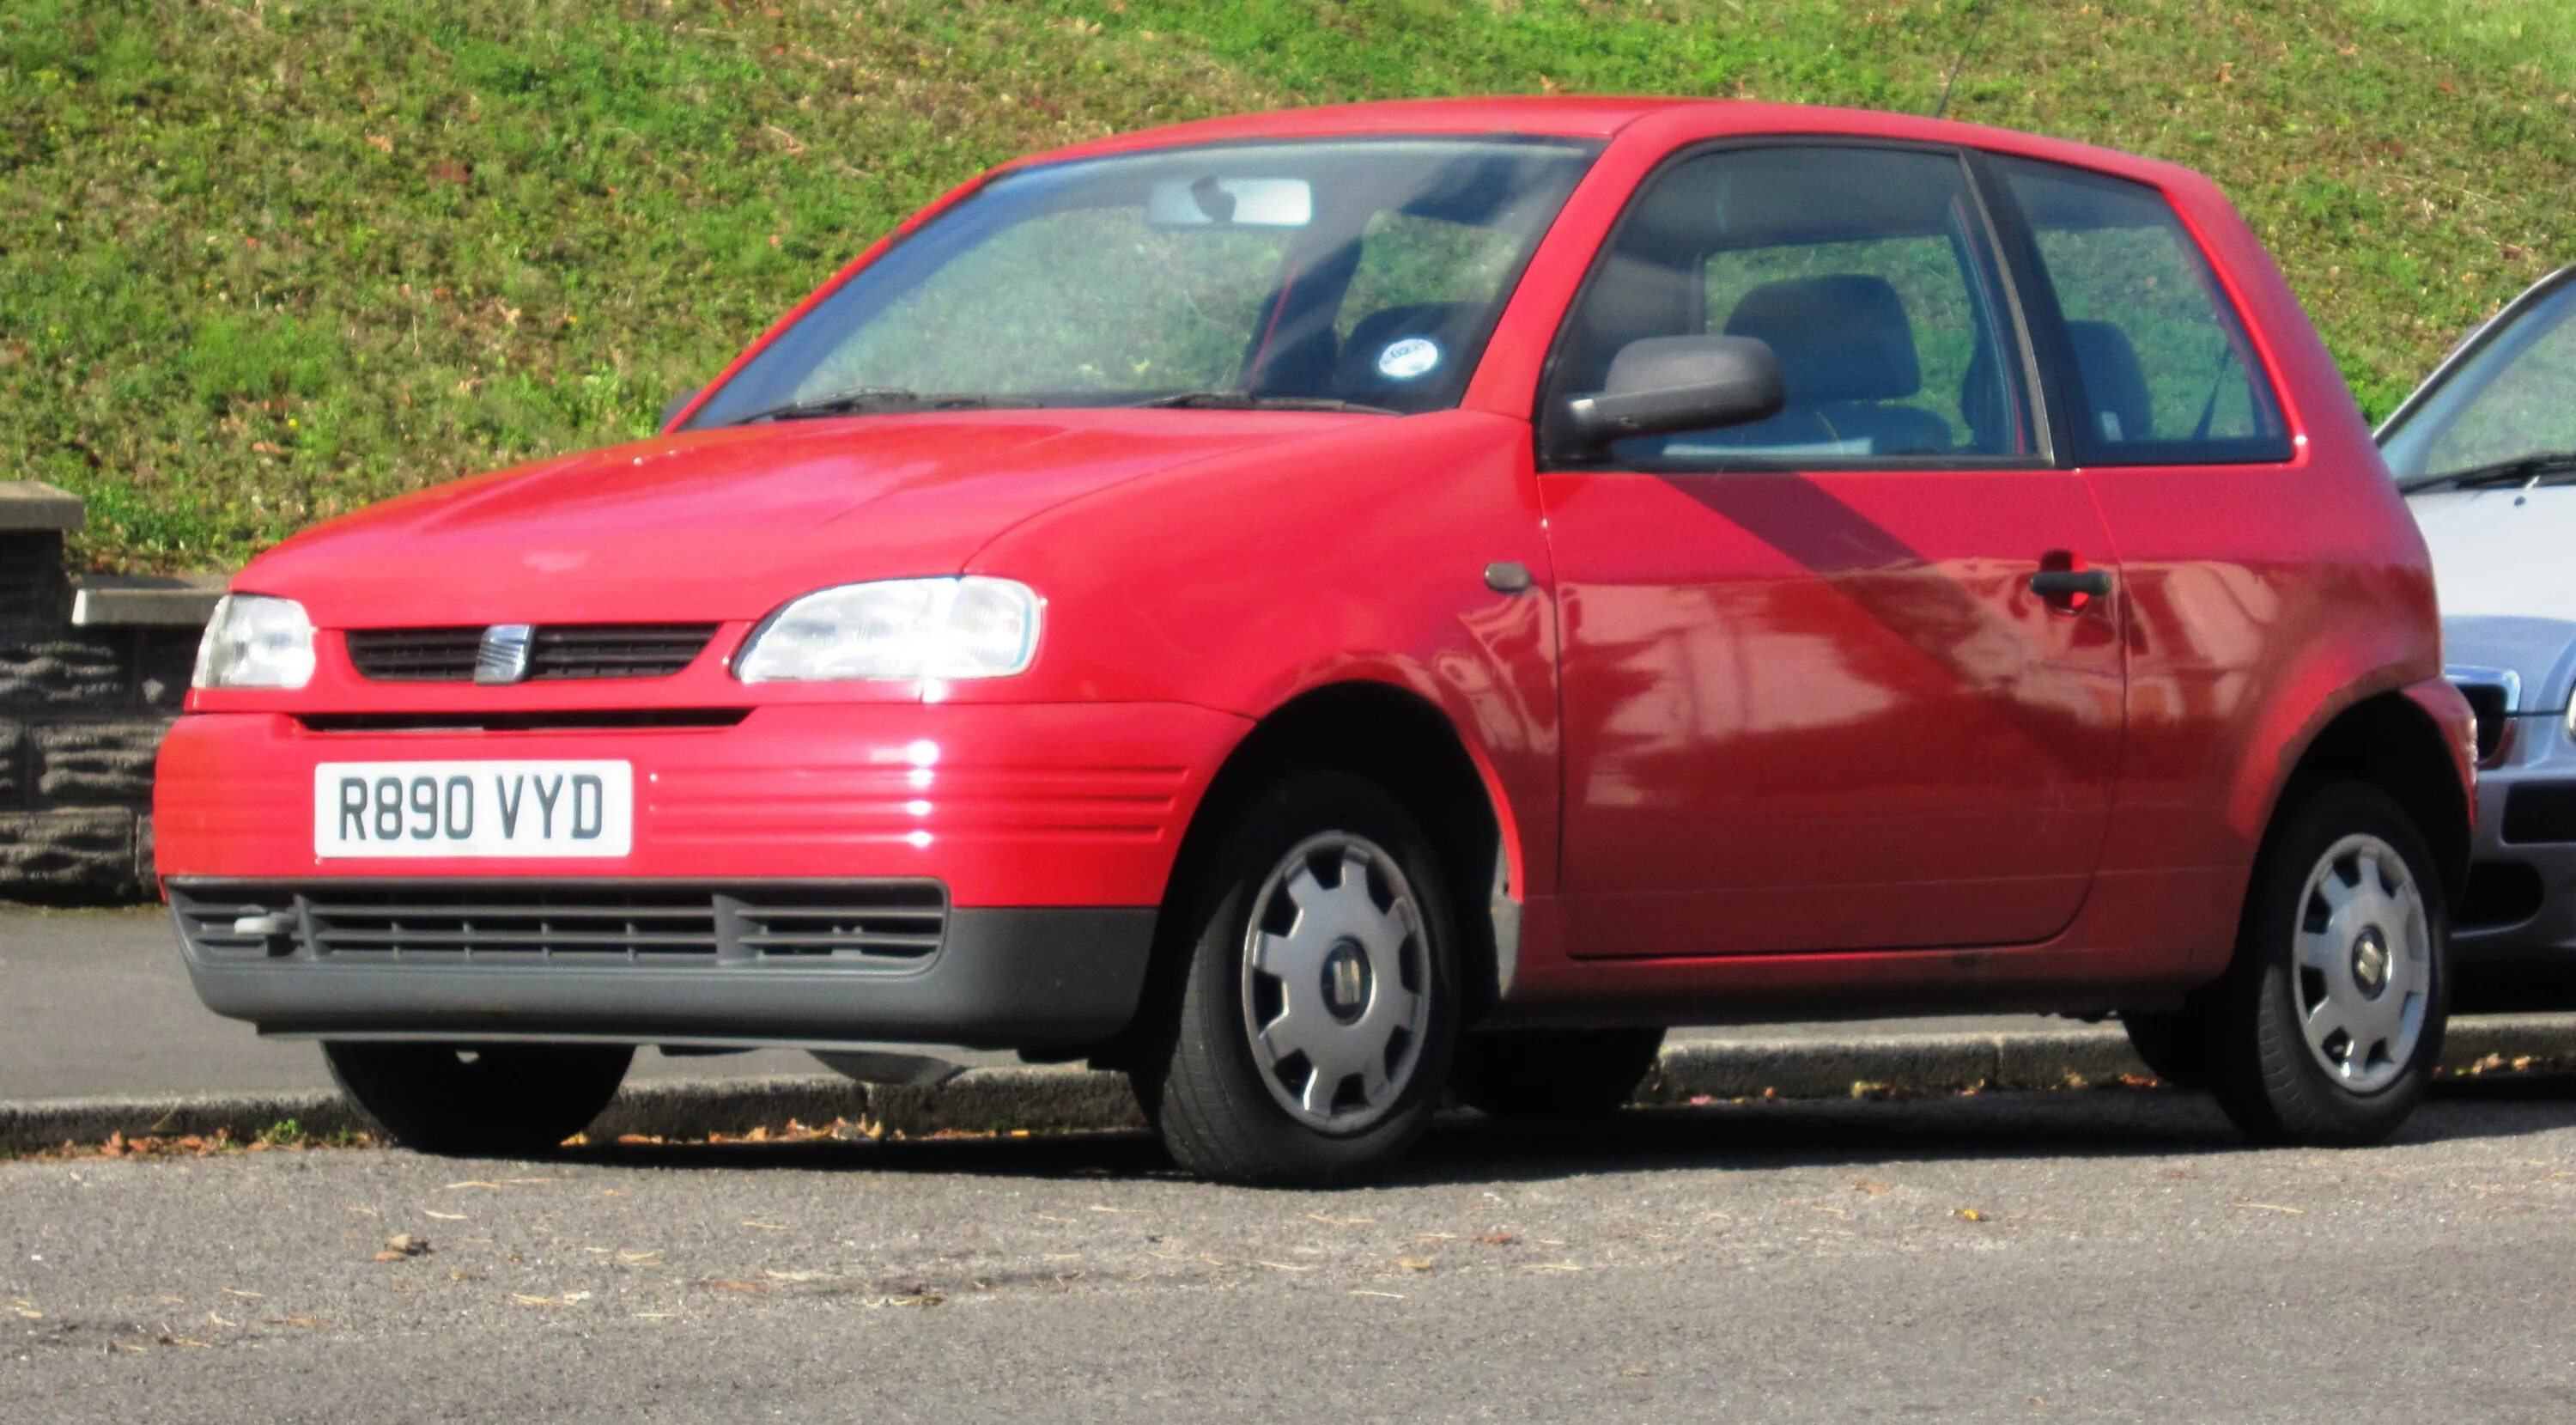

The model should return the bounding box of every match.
[2029,568,2112,599]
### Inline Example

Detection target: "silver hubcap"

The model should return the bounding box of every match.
[2292,833,2430,1093]
[1240,832,1429,1133]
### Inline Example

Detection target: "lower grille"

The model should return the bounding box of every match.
[2503,783,2576,846]
[170,881,947,966]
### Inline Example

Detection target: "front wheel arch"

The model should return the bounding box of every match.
[1116,683,1514,1069]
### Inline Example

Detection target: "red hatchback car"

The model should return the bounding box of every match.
[158,99,2473,1184]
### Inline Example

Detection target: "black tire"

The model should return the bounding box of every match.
[1133,768,1461,1186]
[1452,1027,1666,1119]
[2202,780,2450,1147]
[324,1042,633,1156]
[2117,1010,2208,1088]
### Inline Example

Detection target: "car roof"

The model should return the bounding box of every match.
[1013,95,2190,187]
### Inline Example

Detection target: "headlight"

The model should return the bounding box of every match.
[191,594,317,690]
[734,577,1041,683]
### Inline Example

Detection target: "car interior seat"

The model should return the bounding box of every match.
[1703,274,1954,456]
[2063,319,2154,444]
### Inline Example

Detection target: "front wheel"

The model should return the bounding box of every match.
[325,1042,633,1156]
[1133,769,1460,1186]
[1452,1027,1666,1119]
[2202,780,2449,1147]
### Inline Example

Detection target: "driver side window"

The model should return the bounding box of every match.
[1552,144,2035,466]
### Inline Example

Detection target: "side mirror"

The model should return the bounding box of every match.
[659,388,702,430]
[1561,336,1786,451]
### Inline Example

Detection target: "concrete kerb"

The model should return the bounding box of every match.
[9,1016,2576,1154]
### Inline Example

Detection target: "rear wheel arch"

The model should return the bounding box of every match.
[2269,690,2470,910]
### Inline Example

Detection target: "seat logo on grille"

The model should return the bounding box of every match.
[474,624,536,685]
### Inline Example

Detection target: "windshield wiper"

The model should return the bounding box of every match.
[1128,390,1397,416]
[723,387,1014,425]
[2398,450,2576,493]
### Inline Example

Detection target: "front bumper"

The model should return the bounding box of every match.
[2451,709,2576,1005]
[169,880,1155,1048]
[153,700,1249,1046]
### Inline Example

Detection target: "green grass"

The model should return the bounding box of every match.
[3,0,2572,571]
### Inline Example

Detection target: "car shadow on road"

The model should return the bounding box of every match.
[557,1075,2576,1187]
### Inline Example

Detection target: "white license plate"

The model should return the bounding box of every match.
[314,762,634,859]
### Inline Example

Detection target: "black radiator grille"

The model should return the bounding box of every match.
[169,882,947,965]
[344,624,720,682]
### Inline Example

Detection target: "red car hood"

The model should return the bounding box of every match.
[240,410,1361,627]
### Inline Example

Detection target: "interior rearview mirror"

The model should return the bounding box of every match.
[1562,336,1786,451]
[1145,175,1314,228]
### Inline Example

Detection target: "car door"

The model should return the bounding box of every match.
[1534,143,2128,958]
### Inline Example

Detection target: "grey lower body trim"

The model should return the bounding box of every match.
[178,905,1158,1051]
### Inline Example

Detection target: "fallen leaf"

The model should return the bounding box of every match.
[374,1233,431,1261]
[1523,1261,1583,1272]
[263,1316,323,1328]
[2229,1198,2304,1215]
[741,1221,790,1232]
[423,1210,468,1221]
[1850,1178,1893,1195]
[709,1281,775,1294]
[1955,1209,1988,1222]
[1470,1233,1519,1246]
[1306,1212,1376,1227]
[1395,1258,1434,1273]
[1349,1289,1405,1300]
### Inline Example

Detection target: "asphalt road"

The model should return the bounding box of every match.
[9,1084,2576,1422]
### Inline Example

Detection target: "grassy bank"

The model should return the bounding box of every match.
[4,0,2571,571]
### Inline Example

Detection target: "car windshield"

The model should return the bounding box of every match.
[2380,267,2576,487]
[686,137,1601,428]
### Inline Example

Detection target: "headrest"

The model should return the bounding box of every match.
[2064,320,2153,442]
[1722,274,1921,404]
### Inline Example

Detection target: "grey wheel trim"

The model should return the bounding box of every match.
[1238,831,1431,1134]
[2290,832,2431,1094]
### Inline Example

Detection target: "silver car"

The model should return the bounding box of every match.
[2384,263,2576,1006]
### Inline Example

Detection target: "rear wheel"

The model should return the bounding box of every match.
[324,1042,633,1156]
[2202,781,2448,1146]
[1133,769,1460,1186]
[1452,1027,1666,1119]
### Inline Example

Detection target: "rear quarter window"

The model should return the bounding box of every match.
[1990,157,2293,466]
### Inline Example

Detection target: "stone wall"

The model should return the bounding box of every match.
[1,484,222,900]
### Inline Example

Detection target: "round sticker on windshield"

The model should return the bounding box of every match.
[1376,337,1442,381]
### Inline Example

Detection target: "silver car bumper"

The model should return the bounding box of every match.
[2452,704,2576,1003]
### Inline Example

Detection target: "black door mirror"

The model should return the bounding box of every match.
[1561,336,1786,452]
[659,388,702,430]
